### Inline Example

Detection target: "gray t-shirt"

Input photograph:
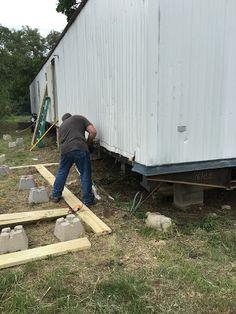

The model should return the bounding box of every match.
[59,115,91,154]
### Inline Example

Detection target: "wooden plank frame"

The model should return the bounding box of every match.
[9,163,112,236]
[0,163,101,269]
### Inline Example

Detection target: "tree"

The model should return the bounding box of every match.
[0,25,19,115]
[45,30,61,52]
[56,0,82,21]
[0,25,60,117]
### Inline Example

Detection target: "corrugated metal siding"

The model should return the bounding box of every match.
[30,0,236,167]
[54,0,158,163]
[156,0,236,165]
[29,67,54,122]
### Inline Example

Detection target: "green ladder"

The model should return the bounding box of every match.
[36,96,51,148]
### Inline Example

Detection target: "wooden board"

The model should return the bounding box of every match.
[0,237,91,270]
[0,208,70,227]
[35,165,112,236]
[147,168,232,188]
[10,163,59,170]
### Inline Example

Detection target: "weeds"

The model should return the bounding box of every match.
[182,213,220,235]
[208,230,236,257]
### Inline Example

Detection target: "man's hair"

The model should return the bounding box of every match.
[62,113,72,121]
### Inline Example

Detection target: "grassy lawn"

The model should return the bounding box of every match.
[0,117,235,314]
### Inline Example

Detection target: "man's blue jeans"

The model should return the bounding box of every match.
[52,150,94,205]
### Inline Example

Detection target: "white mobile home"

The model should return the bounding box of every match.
[30,0,236,204]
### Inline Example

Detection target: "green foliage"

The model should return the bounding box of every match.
[45,30,61,52]
[56,0,81,21]
[0,25,61,118]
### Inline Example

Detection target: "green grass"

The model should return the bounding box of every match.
[154,250,236,313]
[207,230,236,259]
[0,115,58,167]
[94,272,151,314]
[0,266,83,314]
[137,225,174,240]
[181,213,220,235]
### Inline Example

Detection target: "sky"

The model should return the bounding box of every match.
[0,0,67,37]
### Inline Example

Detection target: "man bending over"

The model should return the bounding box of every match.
[51,113,97,206]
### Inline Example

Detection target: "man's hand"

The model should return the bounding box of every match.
[86,124,97,153]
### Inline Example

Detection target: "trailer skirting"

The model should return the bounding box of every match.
[132,158,236,176]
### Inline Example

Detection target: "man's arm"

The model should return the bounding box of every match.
[86,124,97,146]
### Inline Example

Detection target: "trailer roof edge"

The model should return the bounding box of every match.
[30,0,89,85]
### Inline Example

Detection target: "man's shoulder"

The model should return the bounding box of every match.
[73,115,87,120]
[73,115,91,125]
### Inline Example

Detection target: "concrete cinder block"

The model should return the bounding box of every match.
[8,225,28,253]
[28,186,49,204]
[0,154,6,165]
[3,134,12,141]
[0,225,28,254]
[8,142,16,148]
[19,175,36,190]
[221,204,231,210]
[54,214,85,242]
[145,212,172,232]
[0,227,11,254]
[16,138,24,146]
[0,165,10,176]
[174,184,204,209]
